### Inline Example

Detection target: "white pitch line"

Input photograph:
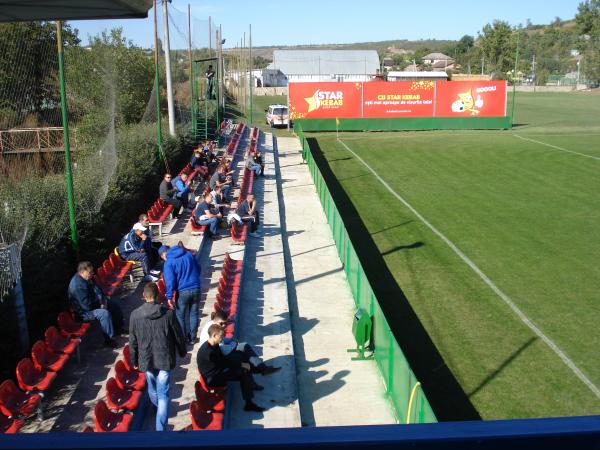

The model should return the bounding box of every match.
[514,134,600,161]
[337,137,600,401]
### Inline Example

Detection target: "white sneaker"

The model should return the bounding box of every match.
[144,274,159,282]
[149,269,161,276]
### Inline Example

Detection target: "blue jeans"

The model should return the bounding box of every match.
[196,217,218,236]
[145,369,170,431]
[175,288,201,341]
[122,251,150,276]
[87,298,123,339]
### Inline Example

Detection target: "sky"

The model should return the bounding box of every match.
[70,0,584,49]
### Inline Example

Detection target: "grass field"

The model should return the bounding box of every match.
[306,91,600,420]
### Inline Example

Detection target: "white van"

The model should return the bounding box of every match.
[266,104,291,128]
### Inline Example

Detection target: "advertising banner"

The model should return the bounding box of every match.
[363,81,435,117]
[434,80,507,117]
[289,82,362,119]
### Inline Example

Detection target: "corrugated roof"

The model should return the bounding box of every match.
[387,71,449,78]
[268,50,380,75]
[0,0,153,22]
[423,52,452,61]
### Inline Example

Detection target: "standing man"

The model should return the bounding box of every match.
[129,283,187,431]
[68,261,125,348]
[159,173,182,219]
[205,64,215,99]
[159,245,202,345]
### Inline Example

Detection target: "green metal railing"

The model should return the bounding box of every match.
[296,123,437,424]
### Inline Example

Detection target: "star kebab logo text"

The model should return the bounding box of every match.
[305,90,344,113]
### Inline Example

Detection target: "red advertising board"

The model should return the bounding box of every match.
[289,82,362,119]
[363,81,435,117]
[434,80,507,117]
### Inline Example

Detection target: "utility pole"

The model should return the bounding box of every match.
[249,24,253,124]
[208,16,212,58]
[188,4,195,135]
[162,0,176,136]
[532,54,536,93]
[153,0,164,162]
[481,56,484,76]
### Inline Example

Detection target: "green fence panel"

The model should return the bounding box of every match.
[295,123,437,424]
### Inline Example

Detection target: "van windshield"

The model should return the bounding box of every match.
[273,108,288,115]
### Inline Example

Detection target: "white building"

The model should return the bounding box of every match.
[267,49,380,85]
[386,71,449,82]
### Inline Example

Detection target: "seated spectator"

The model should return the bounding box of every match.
[245,151,264,176]
[194,193,222,239]
[199,311,280,375]
[135,213,159,269]
[118,222,160,282]
[209,166,232,199]
[236,192,261,237]
[68,261,125,348]
[210,185,230,215]
[191,148,209,177]
[159,245,202,345]
[171,172,193,211]
[197,324,265,412]
[159,173,182,218]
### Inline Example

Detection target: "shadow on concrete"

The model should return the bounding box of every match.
[307,137,481,422]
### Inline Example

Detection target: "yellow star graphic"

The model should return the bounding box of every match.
[305,96,318,113]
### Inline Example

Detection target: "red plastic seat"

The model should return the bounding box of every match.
[190,402,224,430]
[57,311,91,338]
[16,358,56,392]
[31,341,69,372]
[45,326,78,355]
[0,379,42,418]
[93,400,133,432]
[114,360,145,391]
[82,425,95,432]
[0,411,25,434]
[105,378,143,411]
[121,345,134,371]
[194,381,225,412]
[198,373,226,396]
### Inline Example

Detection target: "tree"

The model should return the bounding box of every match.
[0,21,79,128]
[456,35,475,55]
[478,20,515,74]
[576,0,600,81]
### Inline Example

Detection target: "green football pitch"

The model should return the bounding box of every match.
[305,91,600,420]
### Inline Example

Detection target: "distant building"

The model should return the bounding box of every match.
[266,49,380,85]
[382,57,394,68]
[422,52,453,66]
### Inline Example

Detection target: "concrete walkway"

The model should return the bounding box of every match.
[275,136,397,427]
[228,132,301,429]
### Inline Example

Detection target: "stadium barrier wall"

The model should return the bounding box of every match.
[295,123,437,424]
[295,116,512,132]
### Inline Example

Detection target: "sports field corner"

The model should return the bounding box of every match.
[304,91,600,419]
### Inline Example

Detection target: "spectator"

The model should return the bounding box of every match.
[209,166,232,198]
[191,148,209,177]
[129,282,187,431]
[171,172,193,210]
[210,185,230,215]
[159,173,182,219]
[236,192,261,237]
[205,64,215,99]
[245,151,263,176]
[159,245,202,345]
[68,261,125,348]
[197,324,265,412]
[135,213,159,269]
[199,310,280,376]
[118,223,159,282]
[194,193,222,239]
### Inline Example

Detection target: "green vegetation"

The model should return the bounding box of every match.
[307,92,600,419]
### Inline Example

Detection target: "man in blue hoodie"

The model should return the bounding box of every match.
[159,245,202,345]
[171,172,193,211]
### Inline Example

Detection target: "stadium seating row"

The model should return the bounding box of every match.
[188,123,247,236]
[189,252,244,431]
[0,312,89,433]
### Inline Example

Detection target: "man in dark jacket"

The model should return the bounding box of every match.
[159,173,182,218]
[67,261,124,348]
[197,324,265,412]
[129,282,187,431]
[159,245,202,344]
[118,222,159,282]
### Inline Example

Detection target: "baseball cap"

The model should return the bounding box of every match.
[133,222,147,232]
